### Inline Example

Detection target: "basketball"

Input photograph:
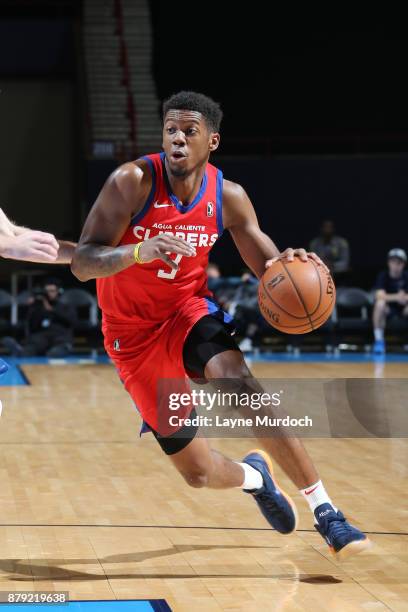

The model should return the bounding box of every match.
[258,257,336,334]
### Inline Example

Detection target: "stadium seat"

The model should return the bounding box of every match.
[60,288,99,328]
[59,288,102,353]
[0,289,13,335]
[335,287,372,348]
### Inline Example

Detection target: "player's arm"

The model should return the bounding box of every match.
[71,162,196,282]
[222,181,325,279]
[0,207,75,264]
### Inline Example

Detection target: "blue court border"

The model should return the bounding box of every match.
[0,600,171,611]
[1,351,408,386]
[0,356,112,386]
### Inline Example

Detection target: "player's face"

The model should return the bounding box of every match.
[162,110,219,177]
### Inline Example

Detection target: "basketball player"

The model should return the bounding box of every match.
[0,208,76,374]
[72,92,370,559]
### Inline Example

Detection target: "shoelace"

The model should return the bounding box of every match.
[254,489,285,516]
[324,514,355,542]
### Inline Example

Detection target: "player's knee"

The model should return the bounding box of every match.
[231,362,252,380]
[181,466,210,488]
[215,360,251,381]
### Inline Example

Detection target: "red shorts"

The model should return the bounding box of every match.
[103,295,222,433]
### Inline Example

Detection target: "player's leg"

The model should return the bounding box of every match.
[153,429,244,489]
[183,316,317,488]
[183,315,370,558]
[203,348,319,488]
[372,298,389,353]
[149,408,267,490]
[149,410,296,534]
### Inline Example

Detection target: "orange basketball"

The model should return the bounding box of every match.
[258,257,336,334]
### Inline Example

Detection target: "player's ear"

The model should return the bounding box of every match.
[209,133,220,152]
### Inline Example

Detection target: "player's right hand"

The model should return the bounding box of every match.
[1,231,59,263]
[139,235,196,270]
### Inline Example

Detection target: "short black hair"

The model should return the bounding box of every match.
[162,91,223,132]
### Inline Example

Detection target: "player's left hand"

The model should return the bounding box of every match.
[265,248,329,272]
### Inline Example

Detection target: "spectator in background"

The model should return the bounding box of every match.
[372,248,408,354]
[310,220,350,280]
[2,278,76,357]
[206,262,222,290]
[206,263,263,351]
[206,262,241,308]
[232,270,261,352]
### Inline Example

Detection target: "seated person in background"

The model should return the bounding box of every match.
[206,262,241,308]
[232,269,262,352]
[0,209,76,373]
[206,263,262,351]
[206,262,222,290]
[3,278,76,357]
[372,248,408,354]
[310,220,350,279]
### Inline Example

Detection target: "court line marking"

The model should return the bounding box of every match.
[0,523,405,536]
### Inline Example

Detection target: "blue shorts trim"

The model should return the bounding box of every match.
[204,296,233,325]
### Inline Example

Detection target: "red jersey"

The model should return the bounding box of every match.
[97,152,224,325]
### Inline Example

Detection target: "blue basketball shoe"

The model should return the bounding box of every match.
[0,358,9,375]
[373,339,385,354]
[314,503,372,560]
[242,449,298,535]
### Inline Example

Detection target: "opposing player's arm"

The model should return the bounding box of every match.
[0,207,75,264]
[71,162,196,282]
[222,181,326,279]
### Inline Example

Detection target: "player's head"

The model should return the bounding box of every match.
[387,248,407,276]
[162,91,222,177]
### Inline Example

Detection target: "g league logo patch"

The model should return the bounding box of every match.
[268,273,285,289]
[207,201,214,217]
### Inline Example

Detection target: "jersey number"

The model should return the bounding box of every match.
[157,254,183,280]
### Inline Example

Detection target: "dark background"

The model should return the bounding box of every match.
[1,1,407,288]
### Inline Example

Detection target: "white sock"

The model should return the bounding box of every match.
[299,480,337,521]
[374,328,384,341]
[236,462,263,490]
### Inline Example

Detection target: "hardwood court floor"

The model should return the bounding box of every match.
[0,359,407,611]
